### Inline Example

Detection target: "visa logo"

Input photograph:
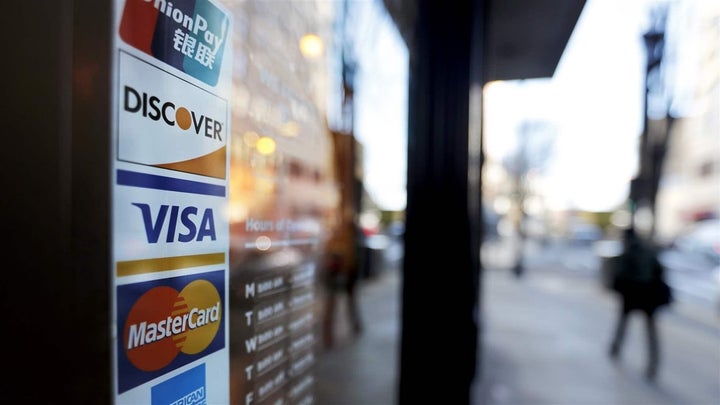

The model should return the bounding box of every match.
[132,203,217,243]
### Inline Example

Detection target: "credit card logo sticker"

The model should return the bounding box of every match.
[119,0,229,86]
[118,52,228,179]
[117,271,225,393]
[151,363,206,405]
[123,85,223,141]
[132,202,217,244]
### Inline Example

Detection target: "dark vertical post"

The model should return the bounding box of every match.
[5,0,112,402]
[71,0,113,402]
[632,6,667,238]
[468,0,487,388]
[4,2,75,401]
[399,0,483,403]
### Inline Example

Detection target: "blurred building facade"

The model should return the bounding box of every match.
[656,1,720,241]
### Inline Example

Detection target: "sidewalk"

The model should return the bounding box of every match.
[313,244,720,405]
[473,267,709,405]
[315,266,401,405]
[475,240,720,405]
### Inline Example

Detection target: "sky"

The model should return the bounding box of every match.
[352,1,408,211]
[352,0,677,213]
[484,0,658,212]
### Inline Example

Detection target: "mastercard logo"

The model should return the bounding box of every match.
[123,279,222,372]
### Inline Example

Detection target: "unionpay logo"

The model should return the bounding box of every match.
[119,0,229,86]
[117,270,225,393]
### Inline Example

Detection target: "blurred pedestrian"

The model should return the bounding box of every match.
[322,248,363,348]
[608,227,672,380]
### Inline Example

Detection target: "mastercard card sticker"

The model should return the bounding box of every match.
[116,270,225,394]
[119,0,229,86]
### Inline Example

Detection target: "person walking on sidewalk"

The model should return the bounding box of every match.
[608,227,672,380]
[322,247,363,348]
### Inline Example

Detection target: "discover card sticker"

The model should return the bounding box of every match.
[118,51,228,179]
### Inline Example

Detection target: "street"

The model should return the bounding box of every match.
[483,236,720,315]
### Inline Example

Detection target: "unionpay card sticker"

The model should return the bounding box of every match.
[119,0,229,86]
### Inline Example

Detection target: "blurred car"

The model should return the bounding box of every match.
[567,222,603,245]
[482,206,500,240]
[715,266,720,313]
[660,219,720,272]
[386,220,405,238]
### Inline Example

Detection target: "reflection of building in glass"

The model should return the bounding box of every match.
[656,1,720,241]
[223,1,339,404]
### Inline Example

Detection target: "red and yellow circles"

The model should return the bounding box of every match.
[123,280,221,371]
